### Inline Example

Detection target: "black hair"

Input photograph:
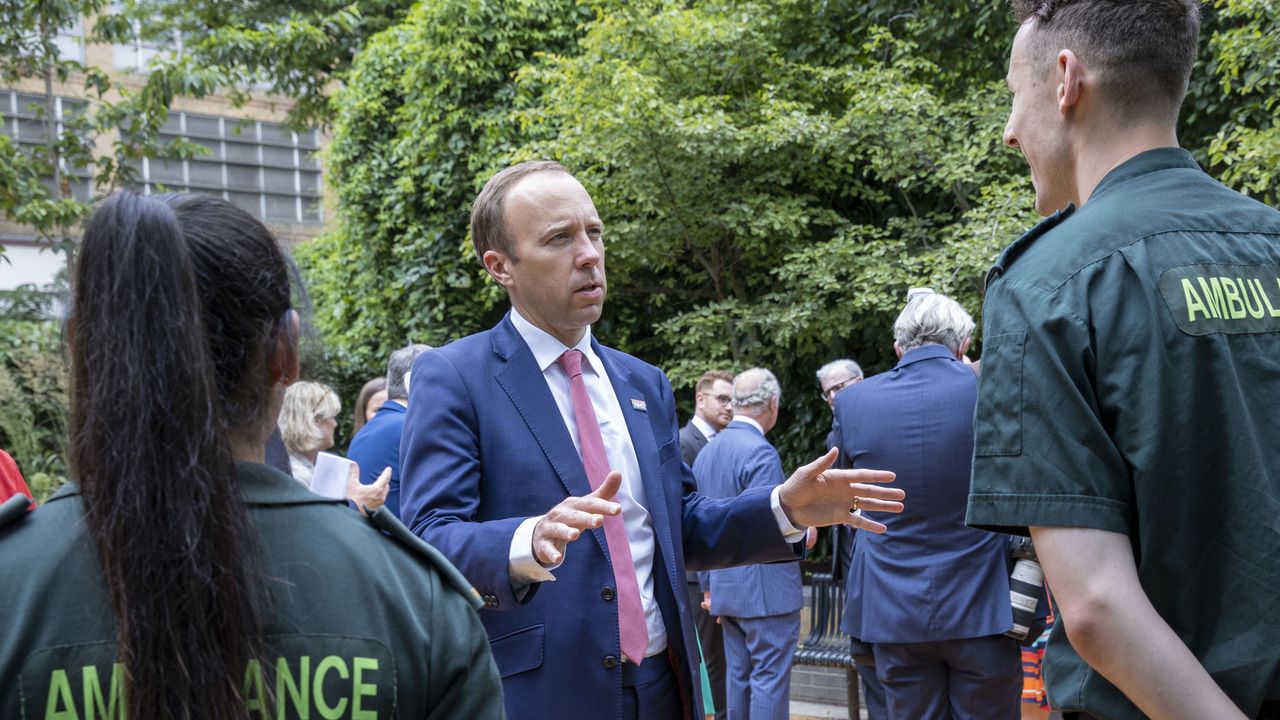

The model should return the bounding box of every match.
[68,191,290,717]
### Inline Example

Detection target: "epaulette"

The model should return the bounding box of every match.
[367,507,484,611]
[986,204,1077,289]
[0,494,33,530]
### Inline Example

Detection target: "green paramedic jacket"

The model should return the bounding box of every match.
[0,461,505,719]
[967,147,1280,718]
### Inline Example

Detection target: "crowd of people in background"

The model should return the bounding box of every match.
[2,1,1278,719]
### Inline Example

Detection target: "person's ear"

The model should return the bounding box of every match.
[268,309,301,385]
[483,249,516,288]
[957,337,972,360]
[1058,49,1082,116]
[893,342,905,359]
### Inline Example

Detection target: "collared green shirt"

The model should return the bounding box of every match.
[0,462,504,719]
[967,148,1280,718]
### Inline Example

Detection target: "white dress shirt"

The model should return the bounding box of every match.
[505,308,804,660]
[690,414,718,442]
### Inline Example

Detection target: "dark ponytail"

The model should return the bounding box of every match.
[69,192,291,718]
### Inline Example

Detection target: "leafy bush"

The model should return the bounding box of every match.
[0,318,69,501]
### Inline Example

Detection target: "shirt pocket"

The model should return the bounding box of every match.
[975,331,1025,456]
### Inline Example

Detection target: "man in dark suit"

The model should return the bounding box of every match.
[816,358,887,720]
[835,290,1021,719]
[678,368,734,719]
[347,343,430,518]
[695,368,802,720]
[400,160,905,719]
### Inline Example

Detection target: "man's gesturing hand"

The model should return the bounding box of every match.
[532,471,623,566]
[778,448,904,533]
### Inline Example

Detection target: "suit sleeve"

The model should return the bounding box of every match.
[400,349,531,610]
[651,374,798,572]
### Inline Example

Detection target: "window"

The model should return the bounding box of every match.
[130,111,323,225]
[112,3,182,72]
[0,90,93,202]
[54,17,85,64]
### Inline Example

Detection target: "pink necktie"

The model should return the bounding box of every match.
[558,349,649,664]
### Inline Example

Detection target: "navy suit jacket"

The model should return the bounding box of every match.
[347,401,406,518]
[399,314,799,719]
[694,421,802,619]
[835,344,1014,643]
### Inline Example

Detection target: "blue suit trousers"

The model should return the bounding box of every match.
[721,612,801,720]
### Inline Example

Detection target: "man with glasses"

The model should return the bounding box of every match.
[680,370,735,467]
[816,358,885,720]
[679,368,735,719]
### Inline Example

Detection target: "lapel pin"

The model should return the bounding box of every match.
[630,398,647,412]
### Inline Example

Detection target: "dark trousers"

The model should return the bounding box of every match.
[688,580,727,719]
[847,660,888,720]
[621,653,682,720]
[874,634,1022,720]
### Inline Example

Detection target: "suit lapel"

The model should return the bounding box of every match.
[490,316,593,500]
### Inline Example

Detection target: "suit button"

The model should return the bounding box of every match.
[602,655,618,669]
[601,587,615,601]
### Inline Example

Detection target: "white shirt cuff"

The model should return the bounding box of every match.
[509,515,559,588]
[770,485,806,543]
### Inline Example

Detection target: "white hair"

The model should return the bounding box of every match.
[893,291,975,353]
[732,368,781,413]
[816,358,863,384]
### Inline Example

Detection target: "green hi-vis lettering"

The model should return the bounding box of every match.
[44,664,125,720]
[45,656,382,720]
[1162,264,1280,336]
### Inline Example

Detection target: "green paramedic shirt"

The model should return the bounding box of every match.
[0,462,504,719]
[966,148,1280,719]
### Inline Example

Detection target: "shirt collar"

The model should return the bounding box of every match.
[691,415,717,439]
[1088,146,1200,202]
[731,416,764,434]
[510,307,603,377]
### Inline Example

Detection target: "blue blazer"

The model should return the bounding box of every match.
[347,401,407,518]
[694,421,802,619]
[399,314,799,719]
[836,345,1014,644]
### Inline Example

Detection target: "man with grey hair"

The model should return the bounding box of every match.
[348,343,432,518]
[694,368,803,720]
[835,291,1028,719]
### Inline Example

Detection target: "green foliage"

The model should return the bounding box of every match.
[295,0,588,395]
[516,1,1033,462]
[112,0,418,129]
[1206,0,1280,206]
[0,319,69,502]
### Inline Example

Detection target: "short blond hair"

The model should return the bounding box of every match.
[278,381,340,455]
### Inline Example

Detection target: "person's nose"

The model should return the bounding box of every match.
[1003,116,1018,148]
[575,233,602,268]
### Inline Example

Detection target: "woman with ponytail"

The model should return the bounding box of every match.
[0,192,502,719]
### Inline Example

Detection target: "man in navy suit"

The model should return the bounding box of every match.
[835,290,1022,719]
[399,160,906,719]
[348,343,430,518]
[816,358,887,720]
[678,368,734,720]
[695,368,802,720]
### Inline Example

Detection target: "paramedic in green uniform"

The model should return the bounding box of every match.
[966,2,1280,719]
[0,193,503,719]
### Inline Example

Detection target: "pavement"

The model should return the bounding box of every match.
[790,699,857,719]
